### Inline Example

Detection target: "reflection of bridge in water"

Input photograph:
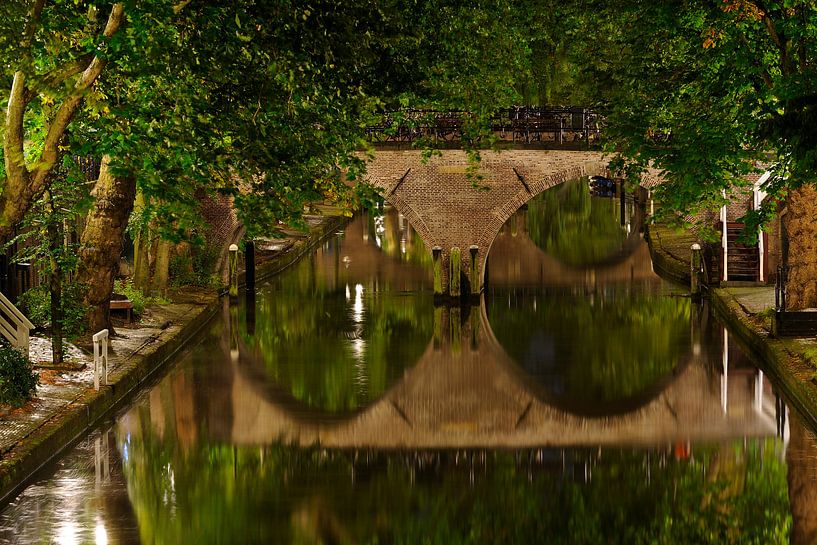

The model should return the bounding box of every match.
[228,298,780,449]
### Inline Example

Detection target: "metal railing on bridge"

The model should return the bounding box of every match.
[365,107,602,145]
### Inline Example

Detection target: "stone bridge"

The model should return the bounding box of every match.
[363,150,610,295]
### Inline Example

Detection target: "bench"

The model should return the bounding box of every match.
[109,297,134,323]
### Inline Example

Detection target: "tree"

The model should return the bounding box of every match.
[68,0,535,329]
[559,0,817,308]
[0,1,125,241]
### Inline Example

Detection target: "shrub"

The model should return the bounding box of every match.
[0,343,38,407]
[17,283,87,339]
[169,244,219,288]
[113,279,149,316]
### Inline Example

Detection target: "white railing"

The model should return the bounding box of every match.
[0,290,34,357]
[92,329,109,390]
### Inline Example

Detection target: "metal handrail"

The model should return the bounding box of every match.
[366,107,602,144]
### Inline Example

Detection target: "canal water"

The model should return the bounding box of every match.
[1,180,814,544]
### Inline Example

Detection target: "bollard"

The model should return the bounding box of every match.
[691,243,701,296]
[92,329,109,391]
[245,240,256,292]
[432,246,443,296]
[228,243,239,298]
[469,245,480,295]
[449,247,461,298]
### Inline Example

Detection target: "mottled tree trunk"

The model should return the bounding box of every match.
[783,185,817,309]
[787,416,817,545]
[76,156,136,333]
[131,192,151,291]
[151,239,171,294]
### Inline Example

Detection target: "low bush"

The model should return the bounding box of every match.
[17,283,87,339]
[169,244,219,288]
[0,343,38,407]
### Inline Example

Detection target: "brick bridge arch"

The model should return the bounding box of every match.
[364,150,611,294]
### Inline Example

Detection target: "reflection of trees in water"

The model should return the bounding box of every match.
[118,412,791,545]
[524,180,628,267]
[239,260,433,412]
[487,290,690,405]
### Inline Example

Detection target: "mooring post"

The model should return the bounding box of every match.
[245,240,255,292]
[92,329,109,391]
[469,245,479,296]
[619,181,626,226]
[450,247,461,298]
[690,243,701,296]
[228,243,239,299]
[432,246,443,296]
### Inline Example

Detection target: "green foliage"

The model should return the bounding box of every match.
[168,244,219,288]
[0,342,38,407]
[558,0,817,226]
[17,284,87,339]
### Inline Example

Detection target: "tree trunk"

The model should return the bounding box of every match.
[787,415,817,545]
[47,220,63,365]
[132,191,151,290]
[76,156,136,333]
[783,185,817,309]
[151,239,171,294]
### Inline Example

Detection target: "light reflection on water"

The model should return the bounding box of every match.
[0,184,814,544]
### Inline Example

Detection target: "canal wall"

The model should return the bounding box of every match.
[644,224,693,285]
[0,212,348,507]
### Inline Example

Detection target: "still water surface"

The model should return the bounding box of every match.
[1,181,814,544]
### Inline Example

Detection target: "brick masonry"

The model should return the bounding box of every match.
[364,150,610,290]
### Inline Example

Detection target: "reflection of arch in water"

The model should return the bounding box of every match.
[231,295,701,437]
[477,297,694,418]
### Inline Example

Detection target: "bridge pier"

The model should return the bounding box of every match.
[431,245,483,301]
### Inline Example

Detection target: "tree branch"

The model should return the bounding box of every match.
[30,3,125,193]
[22,0,46,54]
[173,0,192,14]
[35,53,95,91]
[4,73,31,195]
[751,0,795,75]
